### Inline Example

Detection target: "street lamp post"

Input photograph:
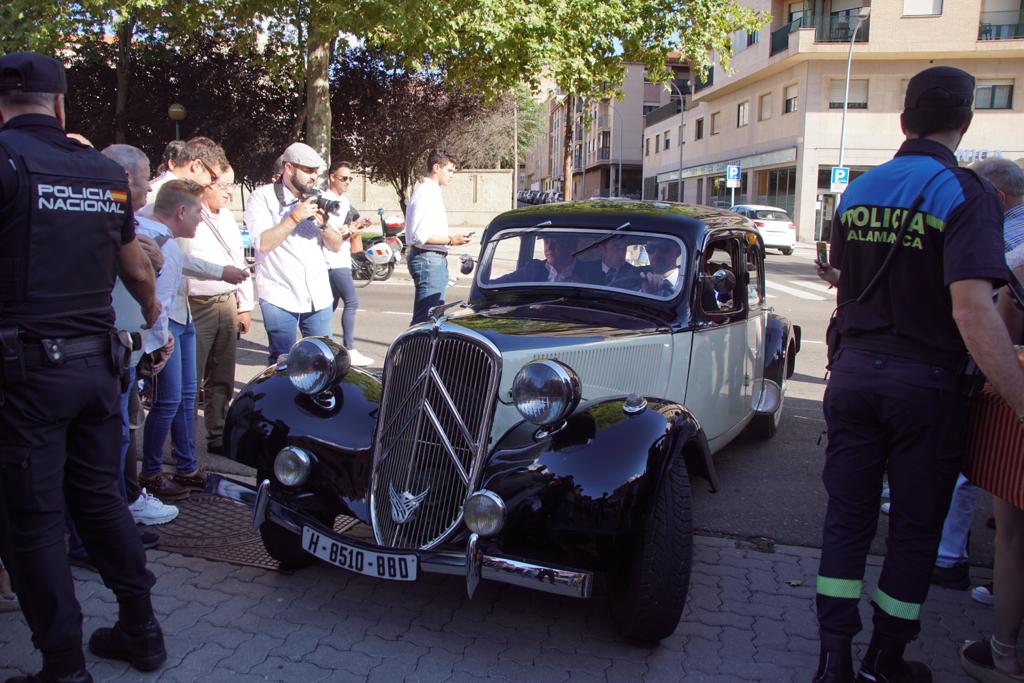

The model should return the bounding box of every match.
[837,6,871,171]
[606,101,624,197]
[666,77,690,201]
[168,103,187,141]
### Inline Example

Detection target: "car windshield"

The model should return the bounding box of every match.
[478,228,688,300]
[752,210,791,221]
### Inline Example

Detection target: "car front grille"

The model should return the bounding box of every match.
[370,328,499,549]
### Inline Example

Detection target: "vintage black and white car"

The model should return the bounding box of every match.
[215,200,801,641]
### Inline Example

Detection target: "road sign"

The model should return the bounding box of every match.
[726,164,741,189]
[830,166,850,193]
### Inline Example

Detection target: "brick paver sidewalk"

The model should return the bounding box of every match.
[0,536,985,681]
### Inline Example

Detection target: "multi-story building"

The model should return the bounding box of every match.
[644,0,1024,241]
[522,61,690,199]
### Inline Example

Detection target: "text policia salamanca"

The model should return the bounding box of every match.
[841,204,946,250]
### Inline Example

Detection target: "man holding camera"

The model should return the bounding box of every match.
[244,142,342,365]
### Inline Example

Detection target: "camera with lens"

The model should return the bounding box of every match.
[300,188,342,216]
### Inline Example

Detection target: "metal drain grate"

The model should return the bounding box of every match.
[153,493,359,571]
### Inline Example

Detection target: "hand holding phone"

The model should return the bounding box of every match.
[815,240,829,266]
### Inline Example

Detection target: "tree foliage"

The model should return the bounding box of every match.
[330,49,486,211]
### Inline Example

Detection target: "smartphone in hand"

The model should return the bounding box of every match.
[815,240,829,266]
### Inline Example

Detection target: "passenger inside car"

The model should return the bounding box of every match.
[493,234,600,283]
[639,239,683,295]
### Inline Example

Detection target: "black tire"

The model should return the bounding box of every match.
[372,261,395,281]
[780,247,794,256]
[750,346,787,439]
[609,458,693,642]
[352,262,373,288]
[259,520,316,570]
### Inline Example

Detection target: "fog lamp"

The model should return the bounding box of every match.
[273,447,312,487]
[463,490,506,536]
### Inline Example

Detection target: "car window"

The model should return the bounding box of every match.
[745,239,764,307]
[700,240,741,315]
[479,229,687,300]
[752,210,791,221]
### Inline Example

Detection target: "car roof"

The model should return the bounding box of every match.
[485,199,749,242]
[732,204,789,212]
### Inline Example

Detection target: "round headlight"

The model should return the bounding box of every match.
[511,360,580,425]
[464,490,506,536]
[274,447,312,487]
[287,338,344,394]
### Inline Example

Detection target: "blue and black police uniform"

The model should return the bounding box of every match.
[0,53,161,681]
[817,125,1006,647]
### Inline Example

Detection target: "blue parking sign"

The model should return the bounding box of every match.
[830,166,849,193]
[726,164,741,188]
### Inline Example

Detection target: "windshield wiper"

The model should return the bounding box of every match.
[491,219,552,243]
[572,221,631,258]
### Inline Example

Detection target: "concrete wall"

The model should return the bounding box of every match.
[235,169,513,228]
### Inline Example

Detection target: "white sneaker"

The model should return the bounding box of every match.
[880,502,891,515]
[348,349,375,367]
[970,583,994,606]
[129,489,179,525]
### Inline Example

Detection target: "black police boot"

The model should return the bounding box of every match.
[5,645,93,683]
[88,596,166,672]
[813,631,855,683]
[856,632,931,683]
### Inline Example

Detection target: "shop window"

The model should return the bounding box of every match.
[784,84,799,114]
[711,112,721,135]
[737,101,749,127]
[903,0,942,16]
[695,118,704,140]
[759,93,772,121]
[829,79,869,109]
[976,81,1014,109]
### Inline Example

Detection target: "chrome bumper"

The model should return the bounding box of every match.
[208,474,593,600]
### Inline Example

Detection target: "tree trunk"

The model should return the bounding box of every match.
[562,95,574,201]
[304,15,332,179]
[114,15,136,144]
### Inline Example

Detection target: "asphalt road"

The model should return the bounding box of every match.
[224,240,994,566]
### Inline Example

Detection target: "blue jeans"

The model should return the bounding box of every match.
[407,249,448,325]
[141,319,197,478]
[935,474,978,568]
[328,267,359,349]
[260,299,333,365]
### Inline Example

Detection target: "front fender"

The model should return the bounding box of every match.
[480,398,709,568]
[223,365,381,523]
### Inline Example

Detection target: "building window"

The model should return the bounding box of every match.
[664,130,671,150]
[643,103,659,116]
[903,0,942,16]
[645,137,650,156]
[759,92,772,121]
[747,30,760,46]
[655,133,661,151]
[829,79,869,109]
[695,118,704,140]
[976,80,1014,109]
[710,112,721,135]
[784,84,799,114]
[737,101,749,127]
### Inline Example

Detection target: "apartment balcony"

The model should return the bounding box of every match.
[979,9,1024,40]
[770,8,870,56]
[645,100,681,128]
[597,147,611,161]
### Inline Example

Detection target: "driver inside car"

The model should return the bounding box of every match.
[639,239,682,295]
[494,234,597,283]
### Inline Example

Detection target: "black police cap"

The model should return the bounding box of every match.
[0,52,67,94]
[904,66,974,112]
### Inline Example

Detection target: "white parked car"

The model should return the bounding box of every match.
[730,204,796,255]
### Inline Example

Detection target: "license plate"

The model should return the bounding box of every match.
[301,526,417,581]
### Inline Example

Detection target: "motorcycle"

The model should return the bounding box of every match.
[358,208,405,282]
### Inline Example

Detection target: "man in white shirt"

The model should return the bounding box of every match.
[244,142,342,364]
[322,160,374,366]
[404,149,472,324]
[189,165,255,455]
[640,239,683,295]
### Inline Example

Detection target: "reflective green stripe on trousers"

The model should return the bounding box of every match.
[817,575,863,600]
[873,587,921,621]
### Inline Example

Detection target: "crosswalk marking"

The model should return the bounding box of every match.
[765,279,826,301]
[787,279,835,295]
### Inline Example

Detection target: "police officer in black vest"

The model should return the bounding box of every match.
[0,53,167,682]
[812,66,1024,683]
